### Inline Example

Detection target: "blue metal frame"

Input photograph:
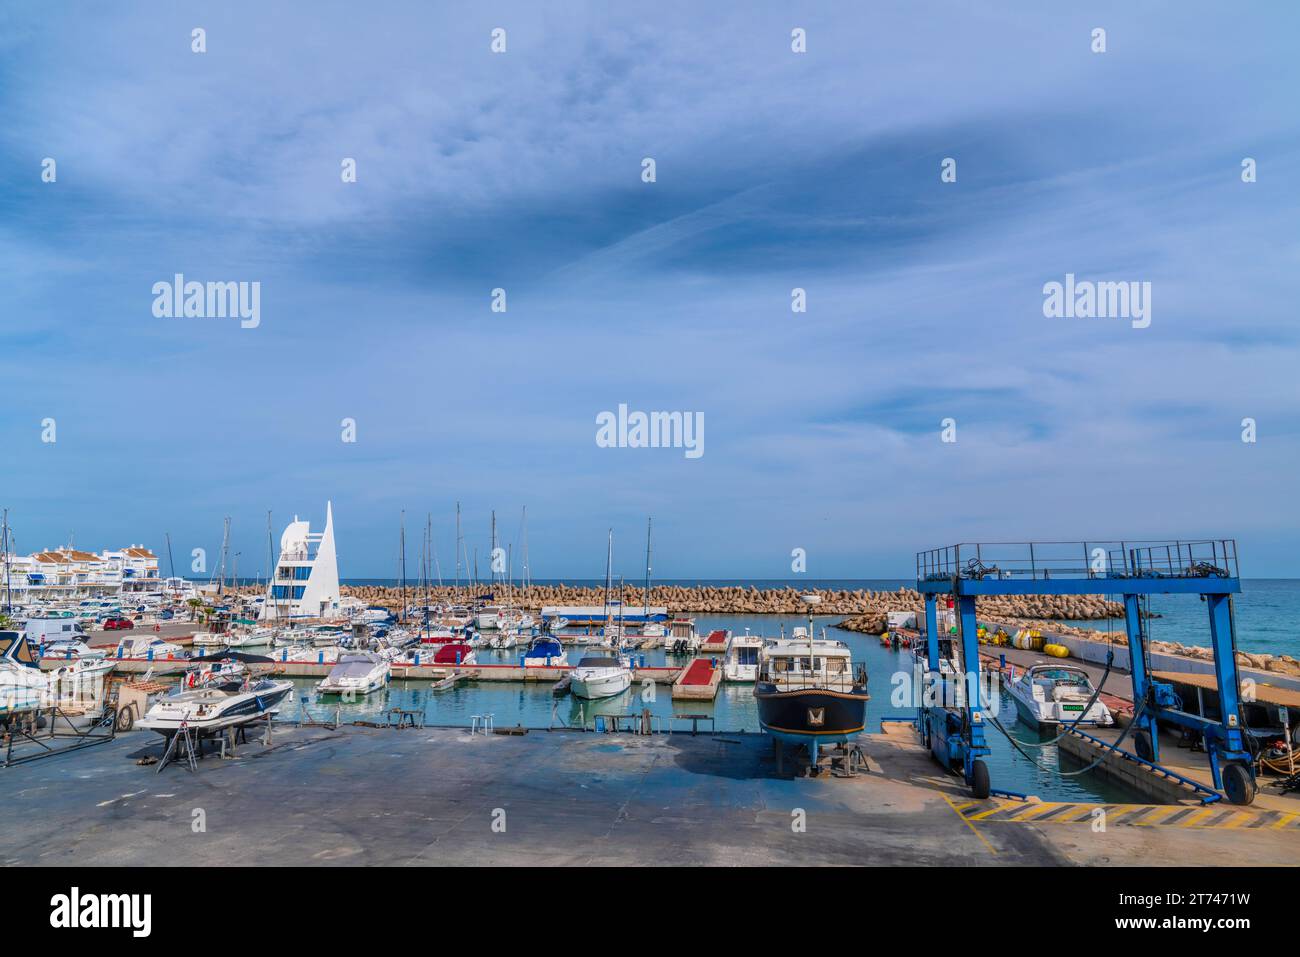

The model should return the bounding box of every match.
[915,540,1254,802]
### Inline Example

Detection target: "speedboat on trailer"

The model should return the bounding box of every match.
[136,679,294,736]
[1006,663,1114,729]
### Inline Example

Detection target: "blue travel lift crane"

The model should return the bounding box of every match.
[914,540,1258,805]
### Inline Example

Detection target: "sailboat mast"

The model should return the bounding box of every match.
[217,517,231,595]
[2,508,12,613]
[604,529,613,623]
[454,501,462,591]
[521,505,530,591]
[490,510,497,594]
[644,517,652,618]
[399,510,408,624]
[430,512,442,587]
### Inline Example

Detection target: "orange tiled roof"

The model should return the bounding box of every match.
[123,548,156,558]
[59,549,101,562]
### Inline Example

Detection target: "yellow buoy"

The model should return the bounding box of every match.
[1044,643,1070,658]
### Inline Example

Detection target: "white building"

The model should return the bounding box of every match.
[100,545,160,595]
[260,502,341,620]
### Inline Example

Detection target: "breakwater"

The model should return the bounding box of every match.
[235,583,1128,621]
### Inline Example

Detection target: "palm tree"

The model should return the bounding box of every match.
[186,597,202,622]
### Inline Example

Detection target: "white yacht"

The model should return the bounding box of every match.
[723,630,763,682]
[223,627,277,648]
[317,653,390,696]
[569,654,633,700]
[1006,663,1114,729]
[1,632,114,719]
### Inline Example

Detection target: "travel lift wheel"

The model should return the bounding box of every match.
[1222,762,1257,806]
[970,759,991,799]
[1134,729,1154,762]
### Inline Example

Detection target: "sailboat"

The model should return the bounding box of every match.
[639,517,665,638]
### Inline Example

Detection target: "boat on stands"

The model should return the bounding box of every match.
[136,679,294,736]
[755,596,869,772]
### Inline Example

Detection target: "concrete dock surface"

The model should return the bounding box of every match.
[2,722,1295,867]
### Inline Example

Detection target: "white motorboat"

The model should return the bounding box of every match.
[136,678,294,735]
[40,638,109,662]
[1,632,114,718]
[272,644,339,664]
[1006,663,1114,729]
[114,635,187,659]
[569,655,632,699]
[317,653,390,696]
[1,631,51,716]
[180,659,249,692]
[722,630,763,682]
[190,631,231,650]
[223,628,277,648]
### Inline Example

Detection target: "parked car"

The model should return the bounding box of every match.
[103,616,135,631]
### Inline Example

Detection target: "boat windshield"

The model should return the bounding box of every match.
[1035,668,1090,686]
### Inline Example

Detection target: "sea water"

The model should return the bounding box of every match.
[288,612,1147,803]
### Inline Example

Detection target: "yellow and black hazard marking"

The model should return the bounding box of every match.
[947,799,1300,830]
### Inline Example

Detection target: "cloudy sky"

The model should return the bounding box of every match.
[2,2,1298,579]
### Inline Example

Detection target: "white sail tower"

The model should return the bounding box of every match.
[260,501,341,620]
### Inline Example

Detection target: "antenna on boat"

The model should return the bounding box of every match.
[801,593,821,661]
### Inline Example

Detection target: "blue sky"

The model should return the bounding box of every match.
[2,2,1299,579]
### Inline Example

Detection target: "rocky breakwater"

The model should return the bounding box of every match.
[834,593,1128,636]
[298,583,1126,623]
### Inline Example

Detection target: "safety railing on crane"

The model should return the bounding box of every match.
[916,540,1239,584]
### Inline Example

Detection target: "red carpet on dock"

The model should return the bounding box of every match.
[681,659,715,685]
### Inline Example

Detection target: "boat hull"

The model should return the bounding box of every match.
[755,685,868,744]
[137,683,294,735]
[570,669,631,700]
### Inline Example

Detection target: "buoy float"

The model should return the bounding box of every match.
[1044,644,1070,658]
